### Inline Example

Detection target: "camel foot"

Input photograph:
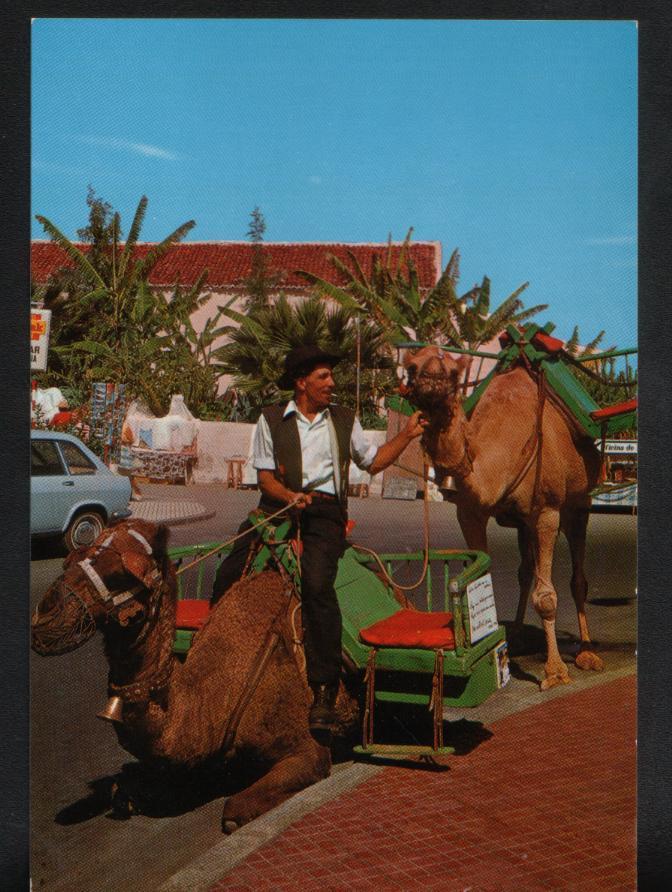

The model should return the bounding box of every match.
[110,782,137,819]
[539,669,571,691]
[575,650,604,672]
[222,819,240,835]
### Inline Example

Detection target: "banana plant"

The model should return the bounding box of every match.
[35,195,195,345]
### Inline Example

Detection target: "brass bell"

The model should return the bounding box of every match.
[96,695,124,723]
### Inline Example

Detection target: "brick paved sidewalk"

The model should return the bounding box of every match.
[211,675,636,892]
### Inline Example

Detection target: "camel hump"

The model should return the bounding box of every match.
[200,569,292,642]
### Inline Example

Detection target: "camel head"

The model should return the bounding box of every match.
[403,347,472,415]
[31,520,171,657]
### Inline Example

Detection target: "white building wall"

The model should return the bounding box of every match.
[192,419,387,494]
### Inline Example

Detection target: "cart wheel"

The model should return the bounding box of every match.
[64,510,105,552]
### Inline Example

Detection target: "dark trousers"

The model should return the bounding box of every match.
[211,500,347,687]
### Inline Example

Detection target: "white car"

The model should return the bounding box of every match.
[31,430,132,550]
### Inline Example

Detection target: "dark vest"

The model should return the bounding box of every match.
[261,403,355,508]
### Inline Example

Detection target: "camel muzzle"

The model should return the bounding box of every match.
[31,602,97,656]
[409,370,456,411]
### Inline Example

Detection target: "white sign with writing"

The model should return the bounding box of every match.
[31,308,52,371]
[595,439,637,455]
[466,573,499,644]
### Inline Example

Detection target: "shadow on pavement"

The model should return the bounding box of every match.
[55,758,269,825]
[31,536,68,561]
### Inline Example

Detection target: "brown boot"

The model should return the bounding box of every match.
[309,683,338,733]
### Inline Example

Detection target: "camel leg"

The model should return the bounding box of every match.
[530,508,570,690]
[514,524,535,629]
[221,741,330,833]
[564,509,604,673]
[456,505,488,552]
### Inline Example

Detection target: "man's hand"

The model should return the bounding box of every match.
[288,491,313,510]
[404,410,429,440]
[367,411,430,476]
[258,469,313,508]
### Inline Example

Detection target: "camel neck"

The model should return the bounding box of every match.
[425,405,473,479]
[104,579,176,703]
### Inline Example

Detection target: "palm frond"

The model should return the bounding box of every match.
[118,195,148,280]
[35,215,106,289]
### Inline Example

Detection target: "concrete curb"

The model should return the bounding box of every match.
[157,762,382,892]
[129,500,216,526]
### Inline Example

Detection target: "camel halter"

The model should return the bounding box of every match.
[31,530,155,657]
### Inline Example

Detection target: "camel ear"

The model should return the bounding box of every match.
[121,550,156,588]
[455,353,473,377]
[402,348,418,370]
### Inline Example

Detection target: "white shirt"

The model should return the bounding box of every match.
[252,401,378,495]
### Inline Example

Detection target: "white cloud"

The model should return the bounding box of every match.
[584,236,635,246]
[79,135,180,161]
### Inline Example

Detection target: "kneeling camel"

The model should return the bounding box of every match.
[31,519,332,832]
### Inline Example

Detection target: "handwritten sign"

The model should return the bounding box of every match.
[466,573,499,643]
[31,309,51,371]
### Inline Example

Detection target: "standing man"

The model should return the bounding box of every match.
[212,345,426,734]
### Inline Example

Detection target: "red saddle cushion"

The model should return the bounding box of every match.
[591,397,637,421]
[175,599,210,630]
[531,331,565,354]
[360,609,455,649]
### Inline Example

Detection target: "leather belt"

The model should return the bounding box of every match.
[306,491,338,502]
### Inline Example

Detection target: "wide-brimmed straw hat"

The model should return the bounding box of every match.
[278,344,342,390]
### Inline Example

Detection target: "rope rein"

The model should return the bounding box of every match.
[175,496,303,576]
[352,460,432,592]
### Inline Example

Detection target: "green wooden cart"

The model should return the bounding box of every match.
[169,511,509,759]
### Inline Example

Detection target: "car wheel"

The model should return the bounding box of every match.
[64,510,106,551]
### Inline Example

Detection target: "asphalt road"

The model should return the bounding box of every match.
[30,485,636,891]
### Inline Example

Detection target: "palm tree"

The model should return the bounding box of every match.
[564,326,637,416]
[214,294,394,426]
[298,231,548,354]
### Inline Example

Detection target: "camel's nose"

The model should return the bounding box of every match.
[419,355,446,378]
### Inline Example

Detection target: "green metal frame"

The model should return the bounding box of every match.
[169,513,508,714]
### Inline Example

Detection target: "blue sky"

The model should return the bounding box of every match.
[32,18,637,351]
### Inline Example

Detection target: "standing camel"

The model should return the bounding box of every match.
[403,346,603,689]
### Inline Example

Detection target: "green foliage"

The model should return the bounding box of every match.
[297,231,548,353]
[565,326,637,430]
[31,402,108,460]
[34,190,224,417]
[243,206,281,313]
[213,294,395,423]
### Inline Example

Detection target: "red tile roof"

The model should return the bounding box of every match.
[31,241,441,291]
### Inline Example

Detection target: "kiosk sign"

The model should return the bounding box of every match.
[31,308,51,371]
[466,573,499,643]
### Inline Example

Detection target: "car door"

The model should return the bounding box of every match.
[57,438,105,506]
[30,438,76,534]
